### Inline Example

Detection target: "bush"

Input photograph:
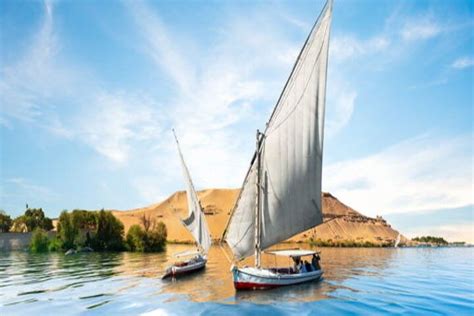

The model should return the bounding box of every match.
[58,211,77,250]
[94,210,125,251]
[48,237,63,252]
[412,236,448,245]
[309,238,386,247]
[145,221,167,252]
[126,221,167,252]
[55,209,125,251]
[30,228,49,252]
[126,225,145,252]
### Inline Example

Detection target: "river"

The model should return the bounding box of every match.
[0,245,473,315]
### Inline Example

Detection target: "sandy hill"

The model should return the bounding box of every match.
[112,189,406,246]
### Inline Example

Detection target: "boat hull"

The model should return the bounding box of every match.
[232,266,323,290]
[162,257,207,279]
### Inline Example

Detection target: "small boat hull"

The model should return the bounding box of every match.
[162,257,207,279]
[232,266,323,290]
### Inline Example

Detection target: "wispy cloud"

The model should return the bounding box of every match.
[324,134,473,216]
[0,0,58,122]
[330,35,390,62]
[125,1,305,191]
[452,56,474,69]
[400,16,441,41]
[128,2,196,96]
[0,1,163,165]
[326,80,357,137]
[77,93,163,164]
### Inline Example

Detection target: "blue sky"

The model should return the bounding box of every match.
[1,0,472,242]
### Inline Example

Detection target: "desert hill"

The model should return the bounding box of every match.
[112,189,407,246]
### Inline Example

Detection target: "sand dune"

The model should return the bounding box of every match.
[112,189,406,246]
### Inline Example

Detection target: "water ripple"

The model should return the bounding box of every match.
[0,247,472,315]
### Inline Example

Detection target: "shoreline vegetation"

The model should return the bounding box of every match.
[0,209,466,252]
[0,209,167,253]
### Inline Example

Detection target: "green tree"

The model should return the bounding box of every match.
[0,210,13,233]
[145,221,167,252]
[71,210,98,247]
[57,211,77,250]
[71,210,98,231]
[126,221,167,252]
[12,208,53,232]
[126,224,145,252]
[413,236,448,245]
[30,228,49,252]
[94,210,124,251]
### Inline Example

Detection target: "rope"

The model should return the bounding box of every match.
[219,243,233,265]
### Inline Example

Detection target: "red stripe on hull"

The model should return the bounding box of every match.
[234,282,282,290]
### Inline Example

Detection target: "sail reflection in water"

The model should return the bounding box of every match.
[1,246,473,314]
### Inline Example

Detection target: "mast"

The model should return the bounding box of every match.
[255,129,262,268]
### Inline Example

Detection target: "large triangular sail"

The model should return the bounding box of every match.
[173,130,212,254]
[224,0,333,260]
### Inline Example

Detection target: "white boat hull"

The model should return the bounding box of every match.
[232,266,323,290]
[162,256,207,279]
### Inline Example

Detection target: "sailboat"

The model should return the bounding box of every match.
[394,233,401,248]
[222,0,333,290]
[162,130,212,279]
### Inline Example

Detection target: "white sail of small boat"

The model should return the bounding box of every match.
[395,233,401,248]
[162,130,212,279]
[222,0,333,290]
[173,130,212,254]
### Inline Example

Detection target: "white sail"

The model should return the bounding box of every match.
[395,233,401,247]
[173,130,212,254]
[224,0,333,260]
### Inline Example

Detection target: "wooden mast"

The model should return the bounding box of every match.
[255,129,262,268]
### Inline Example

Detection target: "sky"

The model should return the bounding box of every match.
[0,0,472,242]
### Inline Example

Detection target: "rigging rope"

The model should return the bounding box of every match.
[219,243,233,264]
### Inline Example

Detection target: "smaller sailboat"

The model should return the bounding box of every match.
[394,233,401,248]
[162,130,212,279]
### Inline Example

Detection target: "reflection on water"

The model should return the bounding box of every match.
[0,245,473,315]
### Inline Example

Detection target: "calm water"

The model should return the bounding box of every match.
[0,245,473,315]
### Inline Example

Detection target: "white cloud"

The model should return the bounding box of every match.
[128,2,196,96]
[0,1,163,166]
[77,93,162,164]
[0,0,56,122]
[326,33,391,135]
[0,0,85,130]
[323,134,473,217]
[452,57,474,69]
[326,83,357,137]
[400,17,441,41]
[125,1,304,191]
[330,35,390,62]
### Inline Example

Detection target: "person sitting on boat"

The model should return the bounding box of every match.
[300,261,307,273]
[293,256,302,273]
[312,253,321,270]
[304,260,313,272]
